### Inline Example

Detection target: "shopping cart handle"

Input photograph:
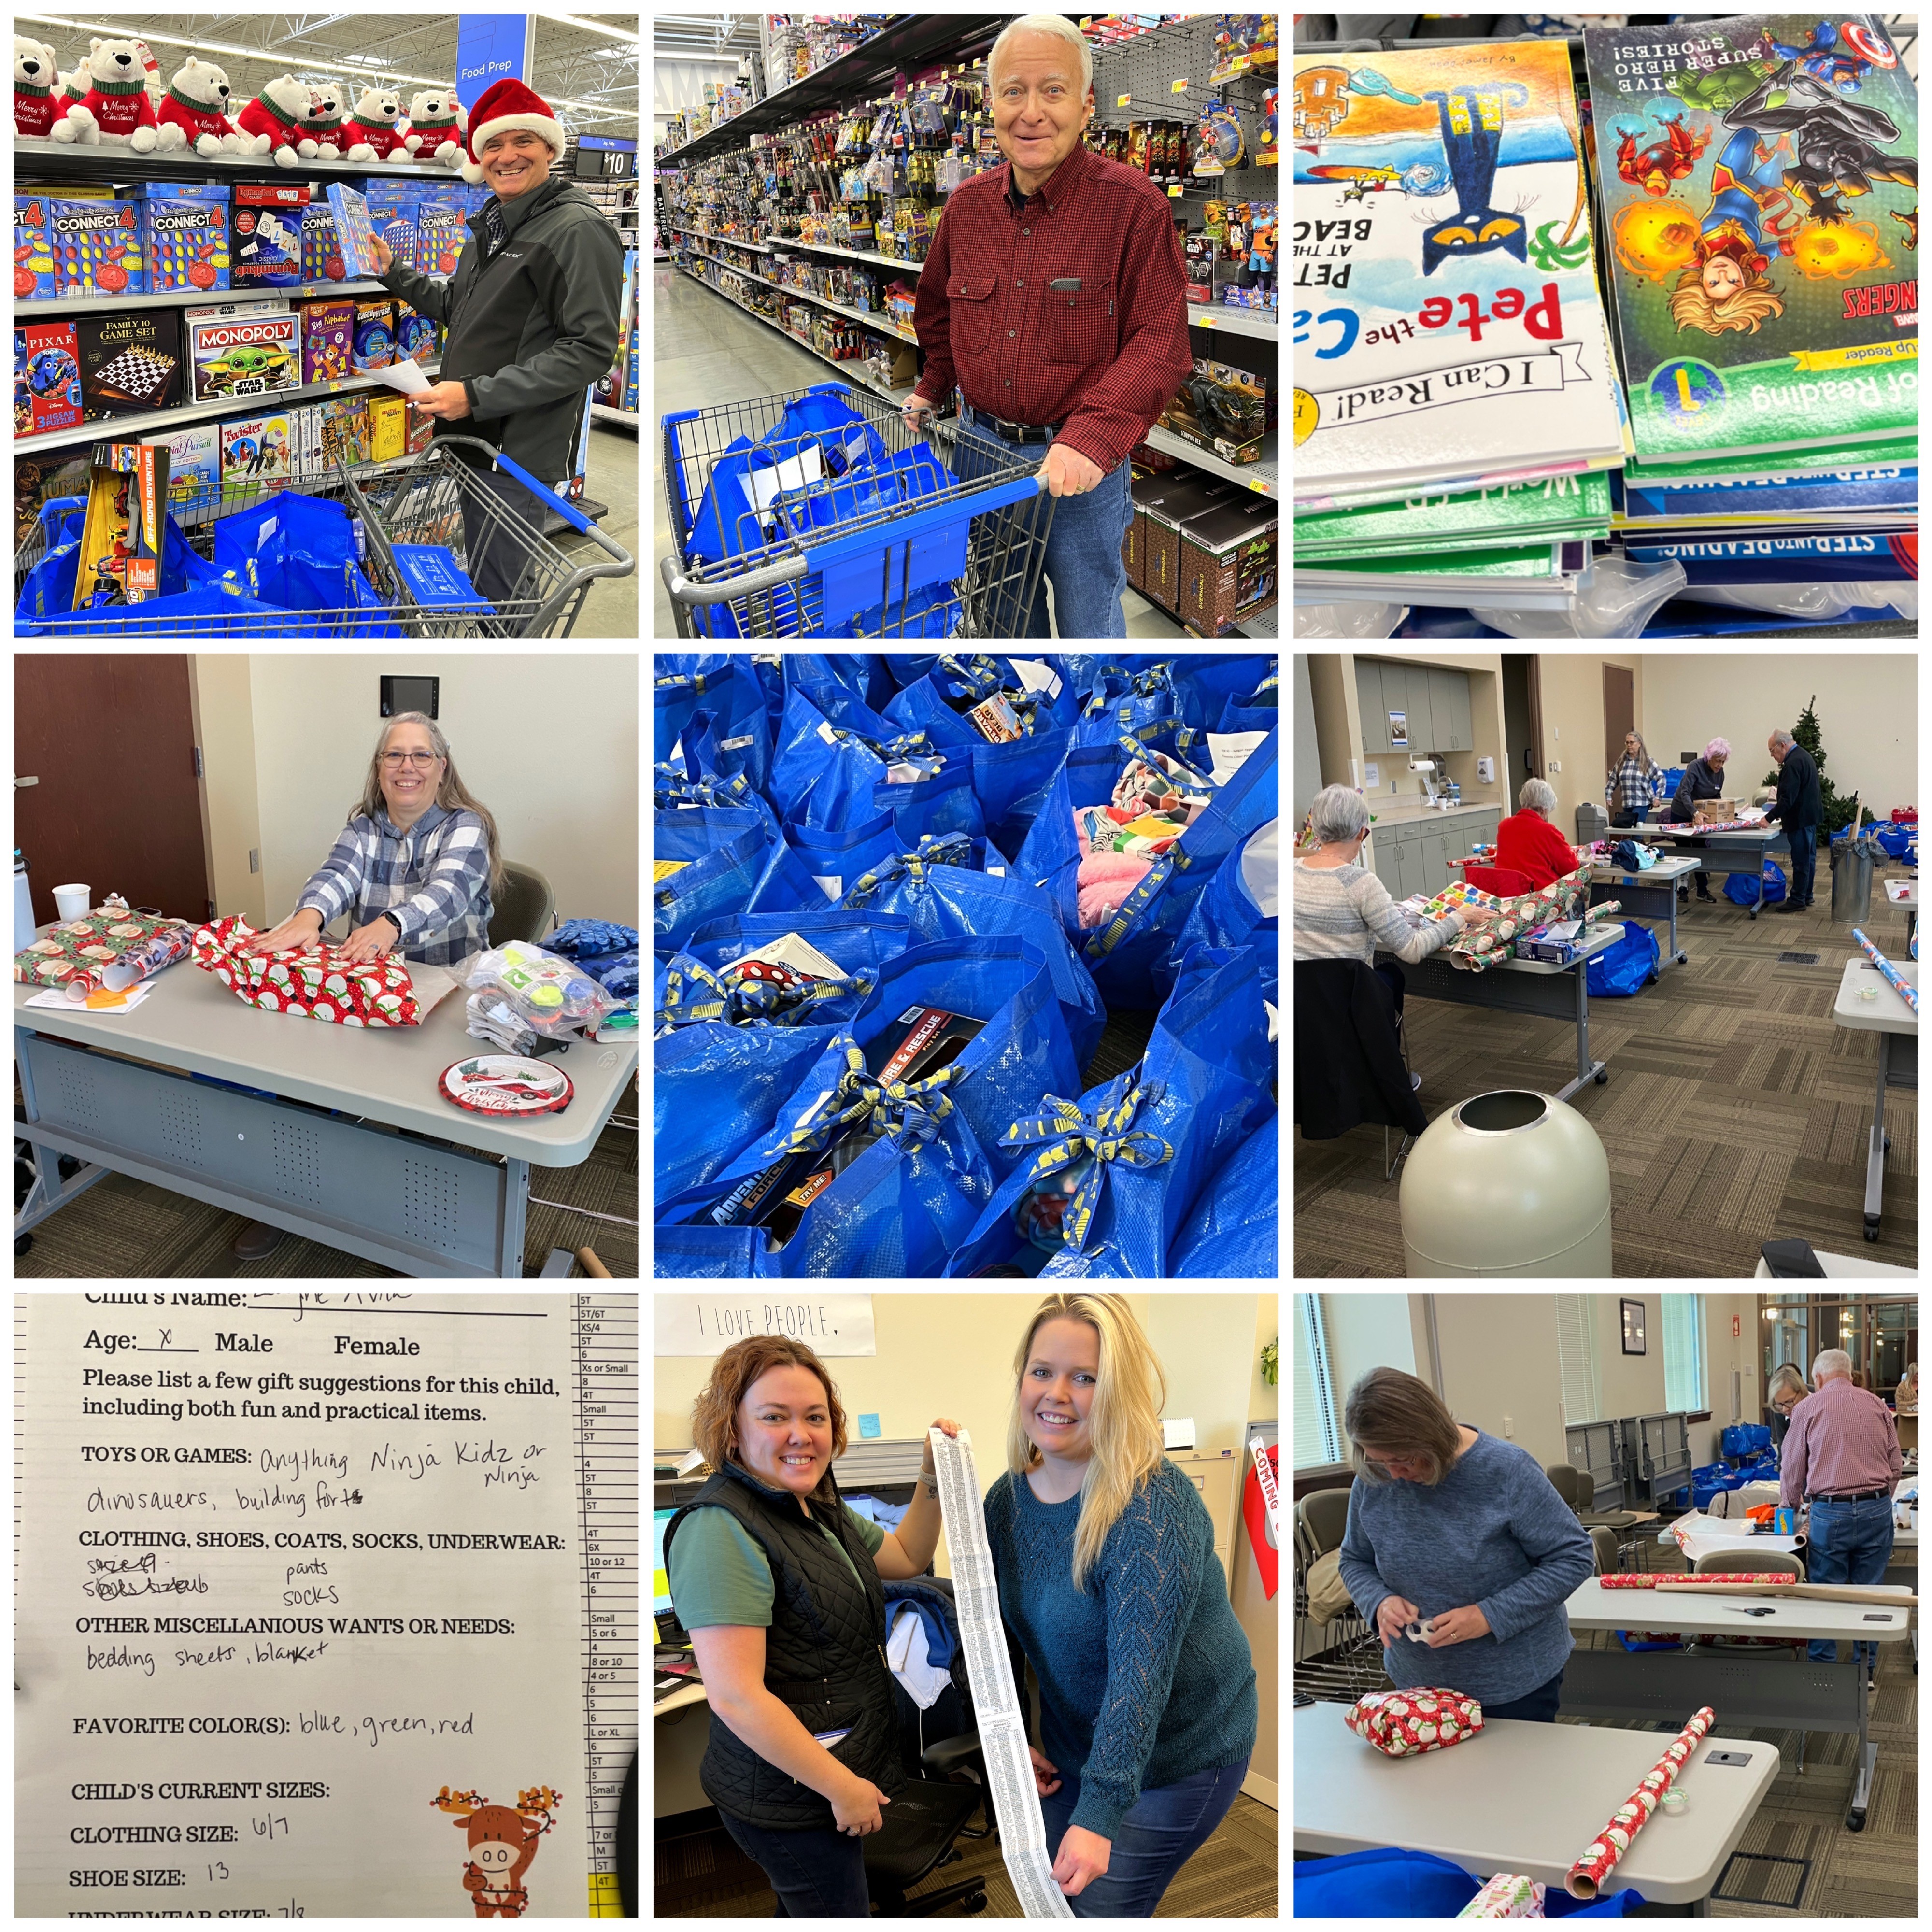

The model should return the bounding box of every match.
[660,548,810,607]
[487,448,597,536]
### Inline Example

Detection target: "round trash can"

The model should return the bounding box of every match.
[1831,829,1878,925]
[1400,1089,1613,1277]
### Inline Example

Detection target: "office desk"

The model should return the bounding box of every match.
[1635,823,1789,918]
[1294,1701,1778,1911]
[1587,854,1701,968]
[15,941,638,1277]
[1378,925,1626,1103]
[1830,955,1916,1243]
[1561,1578,1911,1830]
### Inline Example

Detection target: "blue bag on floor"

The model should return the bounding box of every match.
[656,759,785,845]
[1169,1112,1277,1277]
[1723,859,1786,908]
[1165,654,1276,733]
[971,727,1077,865]
[783,808,903,906]
[769,686,895,831]
[1165,819,1279,1003]
[839,842,1106,1070]
[1294,1847,1641,1917]
[1214,661,1280,737]
[1585,921,1660,997]
[654,808,822,953]
[873,760,988,849]
[655,658,772,787]
[945,943,1275,1278]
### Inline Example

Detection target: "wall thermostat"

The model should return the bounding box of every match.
[380,676,439,719]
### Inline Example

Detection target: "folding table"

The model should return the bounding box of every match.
[1830,955,1916,1243]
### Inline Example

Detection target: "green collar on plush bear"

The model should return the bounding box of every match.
[414,108,458,129]
[166,82,221,113]
[248,86,296,114]
[17,75,52,98]
[89,71,149,96]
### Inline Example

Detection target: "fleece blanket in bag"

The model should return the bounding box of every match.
[655,936,1076,1275]
[654,806,823,953]
[654,912,913,1204]
[944,942,1276,1277]
[838,838,1107,1070]
[1169,1111,1277,1277]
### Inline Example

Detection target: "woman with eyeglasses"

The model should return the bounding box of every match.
[1766,1364,1808,1448]
[245,711,505,967]
[1336,1367,1594,1725]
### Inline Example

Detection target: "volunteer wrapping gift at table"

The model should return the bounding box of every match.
[983,1294,1256,1918]
[663,1334,963,1919]
[1779,1347,1902,1689]
[246,711,503,967]
[1337,1368,1595,1723]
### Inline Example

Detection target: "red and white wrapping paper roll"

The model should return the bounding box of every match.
[1343,1687,1484,1758]
[1851,927,1918,1015]
[1564,1706,1714,1899]
[1597,1574,1796,1591]
[1458,1872,1544,1918]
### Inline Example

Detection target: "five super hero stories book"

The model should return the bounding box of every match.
[1293,41,1627,497]
[1581,14,1919,463]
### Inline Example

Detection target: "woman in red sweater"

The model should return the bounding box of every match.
[1494,778,1590,889]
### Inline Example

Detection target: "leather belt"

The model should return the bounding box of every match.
[1804,1488,1892,1503]
[963,403,1062,445]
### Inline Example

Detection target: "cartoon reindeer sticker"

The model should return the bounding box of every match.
[432,1785,561,1918]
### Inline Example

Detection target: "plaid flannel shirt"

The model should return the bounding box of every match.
[1604,755,1664,818]
[295,803,494,966]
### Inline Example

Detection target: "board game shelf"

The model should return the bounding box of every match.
[21,279,396,320]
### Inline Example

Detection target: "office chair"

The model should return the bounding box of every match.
[488,860,555,946]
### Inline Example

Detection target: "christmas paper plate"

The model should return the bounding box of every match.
[439,1055,573,1116]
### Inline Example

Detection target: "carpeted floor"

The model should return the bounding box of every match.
[656,1789,1279,1917]
[14,1077,638,1278]
[1294,880,1917,1275]
[1296,1541,1916,1917]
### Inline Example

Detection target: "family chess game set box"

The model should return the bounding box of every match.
[78,311,184,418]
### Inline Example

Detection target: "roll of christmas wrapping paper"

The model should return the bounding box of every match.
[1564,1706,1714,1899]
[1851,927,1918,1015]
[1597,1574,1796,1590]
[1458,1873,1545,1918]
[1343,1687,1485,1757]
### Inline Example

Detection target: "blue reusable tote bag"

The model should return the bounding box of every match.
[1169,1113,1277,1277]
[783,807,904,906]
[769,686,901,832]
[654,808,822,953]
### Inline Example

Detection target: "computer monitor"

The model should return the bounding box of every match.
[654,1506,677,1617]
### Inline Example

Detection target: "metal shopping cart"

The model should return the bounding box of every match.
[660,382,1055,638]
[14,437,632,639]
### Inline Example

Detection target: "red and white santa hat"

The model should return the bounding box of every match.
[461,76,567,184]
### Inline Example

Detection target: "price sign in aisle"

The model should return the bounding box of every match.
[573,1293,639,1916]
[929,1427,1075,1919]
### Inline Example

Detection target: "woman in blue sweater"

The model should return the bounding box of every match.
[982,1293,1257,1916]
[1336,1367,1594,1722]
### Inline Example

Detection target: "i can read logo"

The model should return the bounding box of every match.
[1649,359,1725,425]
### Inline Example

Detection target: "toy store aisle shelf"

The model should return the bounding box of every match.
[589,404,639,428]
[659,13,1013,166]
[1232,603,1276,639]
[14,360,442,457]
[668,225,928,285]
[12,136,469,187]
[672,243,922,345]
[1144,424,1277,498]
[674,264,923,414]
[22,277,398,321]
[1186,301,1277,343]
[666,226,773,253]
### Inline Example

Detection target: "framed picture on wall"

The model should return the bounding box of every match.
[1621,1298,1646,1355]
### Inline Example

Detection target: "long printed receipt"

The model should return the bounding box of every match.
[928,1427,1074,1920]
[16,1293,633,1918]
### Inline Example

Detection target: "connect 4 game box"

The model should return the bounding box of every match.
[301,201,347,284]
[324,183,383,279]
[414,195,466,277]
[49,198,146,297]
[14,194,57,299]
[141,186,228,294]
[78,310,184,419]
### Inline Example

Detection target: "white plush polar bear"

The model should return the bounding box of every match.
[403,87,467,167]
[154,57,257,156]
[52,37,160,150]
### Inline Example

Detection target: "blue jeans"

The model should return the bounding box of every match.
[1038,1758,1249,1918]
[1785,822,1817,905]
[1482,1665,1564,1723]
[956,410,1131,638]
[1804,1494,1894,1669]
[715,1806,869,1918]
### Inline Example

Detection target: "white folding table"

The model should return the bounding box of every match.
[1830,955,1916,1242]
[1884,877,1916,950]
[1636,822,1790,918]
[1587,853,1701,967]
[1561,1577,1911,1831]
[1294,1700,1779,1912]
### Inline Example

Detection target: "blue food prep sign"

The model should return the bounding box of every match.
[456,14,534,114]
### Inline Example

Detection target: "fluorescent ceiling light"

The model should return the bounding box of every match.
[547,13,643,43]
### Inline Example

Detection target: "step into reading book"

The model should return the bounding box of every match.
[1293,40,1626,496]
[1581,14,1919,462]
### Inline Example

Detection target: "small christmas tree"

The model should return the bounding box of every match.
[1762,693,1861,838]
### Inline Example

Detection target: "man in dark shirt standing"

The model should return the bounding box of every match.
[1762,726,1823,911]
[902,13,1193,637]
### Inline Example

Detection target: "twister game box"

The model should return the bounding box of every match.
[1581,13,1918,461]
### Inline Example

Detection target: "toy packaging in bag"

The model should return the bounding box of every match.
[465,939,625,1038]
[192,915,421,1025]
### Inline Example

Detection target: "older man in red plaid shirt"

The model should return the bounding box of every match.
[903,14,1193,638]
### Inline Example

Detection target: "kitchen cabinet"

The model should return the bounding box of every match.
[1355,660,1384,754]
[1377,662,1411,754]
[1428,667,1473,752]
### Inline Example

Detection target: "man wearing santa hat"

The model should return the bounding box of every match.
[367,76,623,610]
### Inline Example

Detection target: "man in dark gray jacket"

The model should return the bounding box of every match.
[367,77,621,607]
[1762,727,1823,912]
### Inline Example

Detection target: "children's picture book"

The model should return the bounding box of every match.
[1292,40,1628,498]
[1581,14,1918,462]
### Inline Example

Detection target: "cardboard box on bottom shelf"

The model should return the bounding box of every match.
[1178,497,1277,636]
[1138,473,1245,613]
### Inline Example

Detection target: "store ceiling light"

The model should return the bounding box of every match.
[548,13,643,43]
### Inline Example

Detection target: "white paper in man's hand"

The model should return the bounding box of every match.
[377,358,432,395]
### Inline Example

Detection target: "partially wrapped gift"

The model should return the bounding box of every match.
[191,915,421,1027]
[14,902,194,996]
[1343,1687,1484,1758]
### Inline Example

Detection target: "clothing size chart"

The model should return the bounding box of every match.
[573,1293,639,1915]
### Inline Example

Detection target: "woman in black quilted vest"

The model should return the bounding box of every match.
[664,1336,961,1918]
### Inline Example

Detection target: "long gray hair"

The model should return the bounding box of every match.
[1617,730,1662,779]
[348,711,506,901]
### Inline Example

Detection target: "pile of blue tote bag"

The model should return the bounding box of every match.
[654,653,1279,1278]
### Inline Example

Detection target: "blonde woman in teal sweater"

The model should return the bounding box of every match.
[981,1293,1257,1915]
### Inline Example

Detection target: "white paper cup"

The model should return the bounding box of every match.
[52,884,92,921]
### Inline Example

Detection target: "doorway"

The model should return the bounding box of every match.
[1603,664,1636,775]
[1502,655,1538,792]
